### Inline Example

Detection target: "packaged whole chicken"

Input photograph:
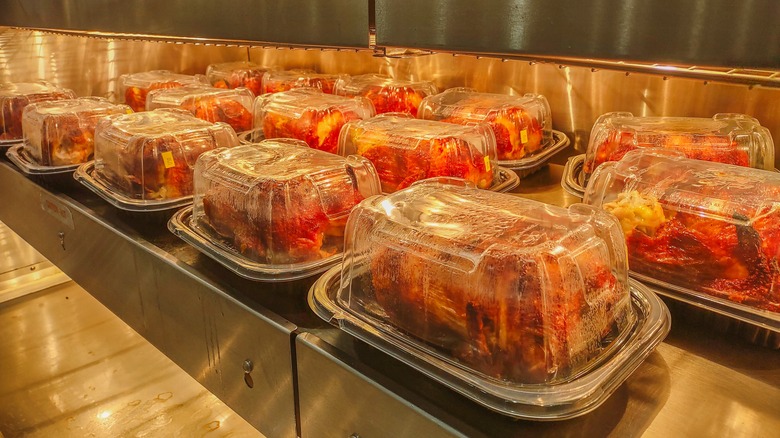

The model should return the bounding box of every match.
[582,112,775,183]
[0,81,76,143]
[418,87,553,166]
[333,74,437,116]
[21,97,131,166]
[206,61,268,96]
[189,139,381,272]
[146,86,254,133]
[261,69,346,94]
[310,179,670,417]
[93,109,239,202]
[585,148,780,326]
[340,180,636,383]
[254,88,374,153]
[120,70,209,112]
[338,114,496,192]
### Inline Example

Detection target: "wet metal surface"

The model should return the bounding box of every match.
[0,281,262,437]
[0,221,46,276]
[0,221,67,305]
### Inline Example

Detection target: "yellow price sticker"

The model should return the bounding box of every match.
[161,151,176,169]
[520,129,528,144]
[484,156,491,172]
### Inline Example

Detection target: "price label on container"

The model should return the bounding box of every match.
[520,129,528,144]
[161,151,176,169]
[484,156,491,172]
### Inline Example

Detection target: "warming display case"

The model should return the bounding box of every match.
[0,2,779,436]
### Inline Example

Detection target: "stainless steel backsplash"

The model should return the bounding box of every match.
[2,27,779,164]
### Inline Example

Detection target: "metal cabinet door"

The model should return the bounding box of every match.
[296,332,466,438]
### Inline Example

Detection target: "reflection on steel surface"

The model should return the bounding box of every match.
[0,28,246,101]
[0,0,369,48]
[375,0,780,69]
[2,28,779,167]
[0,220,46,275]
[0,282,262,437]
[0,217,66,303]
[0,260,69,305]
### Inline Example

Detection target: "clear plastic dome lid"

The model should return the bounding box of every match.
[261,69,347,94]
[206,61,268,96]
[584,148,780,324]
[146,85,254,133]
[191,139,381,266]
[93,108,239,202]
[418,87,553,165]
[0,81,76,142]
[254,88,375,154]
[338,114,497,192]
[333,74,438,116]
[22,97,131,166]
[0,81,73,98]
[119,70,209,112]
[339,179,635,385]
[582,112,775,181]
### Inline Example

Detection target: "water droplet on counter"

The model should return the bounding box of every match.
[155,392,173,402]
[205,420,220,431]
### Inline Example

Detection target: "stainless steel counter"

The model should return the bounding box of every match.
[0,160,777,438]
